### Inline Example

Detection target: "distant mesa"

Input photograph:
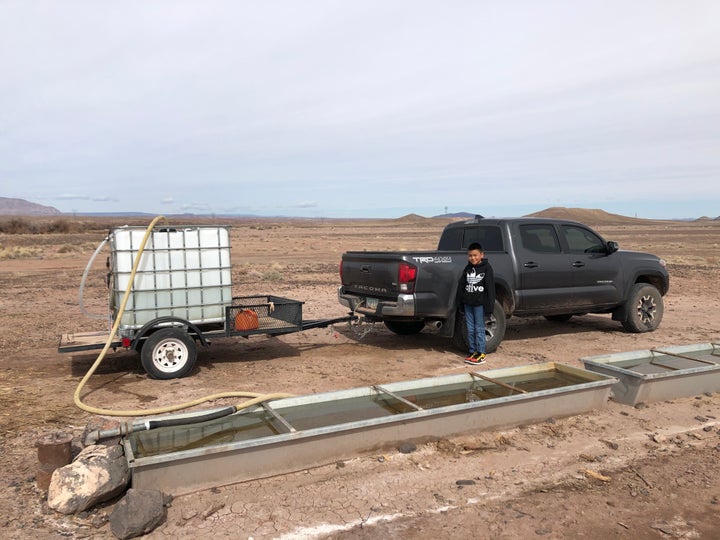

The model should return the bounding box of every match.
[432,212,475,219]
[0,197,61,216]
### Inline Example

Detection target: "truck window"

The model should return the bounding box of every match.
[519,224,561,253]
[561,225,606,253]
[461,226,504,252]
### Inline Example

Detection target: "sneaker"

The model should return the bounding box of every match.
[464,353,486,365]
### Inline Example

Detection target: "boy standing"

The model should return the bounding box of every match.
[457,242,495,365]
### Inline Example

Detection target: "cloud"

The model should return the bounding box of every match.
[1,2,718,219]
[56,194,120,203]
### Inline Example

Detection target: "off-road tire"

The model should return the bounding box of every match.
[621,283,664,333]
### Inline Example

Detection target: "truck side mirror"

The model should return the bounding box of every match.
[606,241,619,254]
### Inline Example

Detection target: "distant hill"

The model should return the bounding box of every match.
[525,207,655,225]
[394,213,430,222]
[432,212,475,219]
[0,197,61,216]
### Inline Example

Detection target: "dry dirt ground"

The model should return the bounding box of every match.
[1,214,719,539]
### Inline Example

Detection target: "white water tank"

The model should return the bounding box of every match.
[109,226,232,332]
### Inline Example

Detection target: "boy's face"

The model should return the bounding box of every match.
[467,249,483,265]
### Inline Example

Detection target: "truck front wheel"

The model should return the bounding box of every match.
[621,283,664,333]
[453,301,506,353]
[141,328,198,379]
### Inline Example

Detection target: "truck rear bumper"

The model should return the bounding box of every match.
[338,287,415,317]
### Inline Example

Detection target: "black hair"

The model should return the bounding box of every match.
[467,242,483,252]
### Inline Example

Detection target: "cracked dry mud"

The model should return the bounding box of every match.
[1,215,719,539]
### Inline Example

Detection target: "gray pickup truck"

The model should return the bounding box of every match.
[338,215,670,353]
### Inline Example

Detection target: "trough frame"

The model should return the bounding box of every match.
[581,342,720,406]
[124,362,615,495]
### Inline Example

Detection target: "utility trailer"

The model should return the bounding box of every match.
[58,224,356,379]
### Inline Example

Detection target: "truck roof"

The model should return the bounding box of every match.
[444,216,590,230]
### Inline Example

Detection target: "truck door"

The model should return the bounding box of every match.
[516,224,575,311]
[559,224,623,307]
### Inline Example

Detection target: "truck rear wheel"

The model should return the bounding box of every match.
[141,327,197,379]
[621,283,663,333]
[384,320,425,335]
[453,301,506,353]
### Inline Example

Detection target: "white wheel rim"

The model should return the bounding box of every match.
[151,338,188,374]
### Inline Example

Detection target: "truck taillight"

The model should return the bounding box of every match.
[398,262,417,293]
[339,261,345,284]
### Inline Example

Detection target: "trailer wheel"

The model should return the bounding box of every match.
[384,320,425,335]
[621,283,664,333]
[452,301,506,353]
[141,328,197,379]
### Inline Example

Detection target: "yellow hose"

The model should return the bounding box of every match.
[74,215,292,417]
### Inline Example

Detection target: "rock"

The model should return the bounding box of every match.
[456,479,476,486]
[109,489,167,539]
[398,442,417,454]
[47,444,130,515]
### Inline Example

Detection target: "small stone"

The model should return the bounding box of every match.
[398,442,417,454]
[455,479,476,486]
[704,426,715,432]
[91,512,109,529]
[634,402,647,409]
[182,509,198,520]
[336,460,346,468]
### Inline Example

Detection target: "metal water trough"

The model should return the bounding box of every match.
[581,343,720,406]
[123,362,615,495]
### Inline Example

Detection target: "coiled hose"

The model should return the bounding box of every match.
[74,216,293,436]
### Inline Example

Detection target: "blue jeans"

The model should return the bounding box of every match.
[464,304,486,354]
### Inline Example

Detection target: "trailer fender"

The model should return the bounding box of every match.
[130,316,210,351]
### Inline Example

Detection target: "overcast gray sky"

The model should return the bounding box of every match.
[1,1,719,218]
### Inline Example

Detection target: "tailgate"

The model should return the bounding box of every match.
[340,252,403,297]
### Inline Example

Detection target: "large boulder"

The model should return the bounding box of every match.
[47,444,130,515]
[109,489,168,539]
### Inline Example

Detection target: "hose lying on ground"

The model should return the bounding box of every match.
[74,215,293,443]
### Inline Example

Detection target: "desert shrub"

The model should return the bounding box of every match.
[46,220,72,233]
[57,244,78,254]
[0,245,43,259]
[0,218,90,234]
[0,218,37,234]
[262,270,283,282]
